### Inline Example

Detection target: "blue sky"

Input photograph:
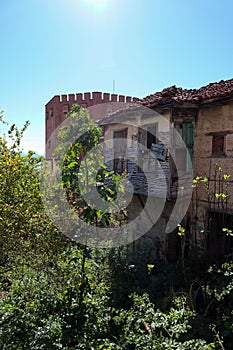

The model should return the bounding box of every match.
[1,0,233,154]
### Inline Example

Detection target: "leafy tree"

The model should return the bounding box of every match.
[53,104,127,230]
[0,117,64,271]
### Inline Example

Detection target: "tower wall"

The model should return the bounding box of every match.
[45,92,138,157]
[45,92,138,144]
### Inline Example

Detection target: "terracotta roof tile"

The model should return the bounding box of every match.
[140,78,233,107]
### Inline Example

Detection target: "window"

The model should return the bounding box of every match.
[139,124,158,149]
[113,128,128,140]
[63,104,69,114]
[182,121,194,170]
[147,126,157,148]
[49,108,53,117]
[113,128,128,173]
[146,124,157,149]
[212,134,225,156]
[174,121,194,173]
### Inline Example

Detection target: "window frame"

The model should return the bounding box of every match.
[212,134,225,157]
[146,123,158,149]
[174,121,194,174]
[113,128,128,173]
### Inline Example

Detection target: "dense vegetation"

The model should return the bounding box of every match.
[0,109,232,349]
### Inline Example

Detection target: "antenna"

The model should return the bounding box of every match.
[113,79,115,93]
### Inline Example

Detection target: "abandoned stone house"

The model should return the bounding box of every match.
[45,79,233,263]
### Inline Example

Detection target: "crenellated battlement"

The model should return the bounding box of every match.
[46,92,138,107]
[45,91,138,156]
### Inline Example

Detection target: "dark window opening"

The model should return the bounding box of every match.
[212,135,225,156]
[146,124,158,149]
[138,124,158,149]
[114,158,127,173]
[147,130,157,148]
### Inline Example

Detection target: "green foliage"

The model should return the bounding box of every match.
[0,112,231,349]
[222,227,233,237]
[54,104,127,229]
[178,225,185,236]
[0,118,66,270]
[113,294,213,349]
[0,246,112,349]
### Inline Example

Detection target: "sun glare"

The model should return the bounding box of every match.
[77,0,110,19]
[88,0,108,6]
[81,0,109,8]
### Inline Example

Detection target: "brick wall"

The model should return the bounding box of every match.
[45,92,138,146]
